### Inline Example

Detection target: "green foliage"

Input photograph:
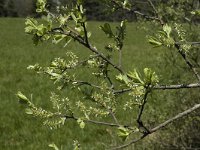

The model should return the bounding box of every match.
[12,0,200,149]
[148,24,175,48]
[25,17,52,45]
[117,68,159,87]
[49,143,59,150]
[36,0,47,13]
[117,126,132,141]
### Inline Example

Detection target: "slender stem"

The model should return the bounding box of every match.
[118,48,122,69]
[72,80,102,89]
[108,108,120,125]
[110,0,160,21]
[133,10,160,21]
[64,114,131,129]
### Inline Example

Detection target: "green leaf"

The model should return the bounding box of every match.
[116,74,130,85]
[25,18,38,34]
[77,0,83,5]
[143,68,158,86]
[123,0,131,10]
[16,91,29,104]
[58,15,69,26]
[163,24,172,38]
[148,37,162,47]
[73,140,81,150]
[77,118,85,129]
[52,34,67,44]
[63,37,72,47]
[100,23,113,38]
[117,126,130,141]
[71,12,77,23]
[191,10,200,16]
[49,143,59,150]
[36,0,47,13]
[128,70,144,84]
[80,121,85,129]
[25,108,33,115]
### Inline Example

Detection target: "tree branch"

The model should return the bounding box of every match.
[147,0,164,25]
[132,10,160,21]
[112,103,200,150]
[114,82,200,94]
[54,28,124,74]
[136,87,151,133]
[150,103,200,133]
[64,114,132,129]
[175,44,200,82]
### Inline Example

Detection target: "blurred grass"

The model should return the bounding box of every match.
[0,18,199,150]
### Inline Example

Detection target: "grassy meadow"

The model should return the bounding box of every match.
[0,18,199,150]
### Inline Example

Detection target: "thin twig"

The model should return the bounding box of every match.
[108,108,120,125]
[118,48,122,69]
[175,44,200,82]
[110,0,160,21]
[133,10,160,21]
[72,80,102,89]
[64,114,131,129]
[147,0,164,25]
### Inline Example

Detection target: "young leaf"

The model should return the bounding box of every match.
[100,23,113,38]
[49,143,59,150]
[16,91,29,104]
[52,34,67,44]
[25,108,33,115]
[163,24,172,38]
[116,74,130,85]
[77,118,85,129]
[128,70,144,84]
[117,126,130,141]
[148,36,162,47]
